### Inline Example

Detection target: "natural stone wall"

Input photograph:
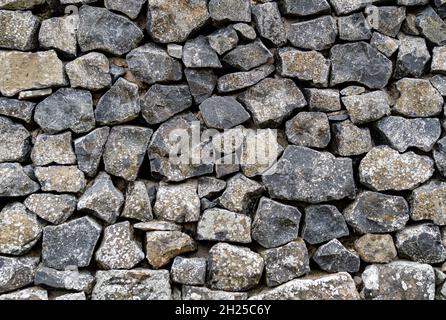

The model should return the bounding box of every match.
[0,0,446,301]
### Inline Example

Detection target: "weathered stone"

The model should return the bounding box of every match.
[199,96,250,129]
[329,0,378,15]
[0,0,45,9]
[171,257,206,286]
[146,0,209,44]
[105,0,145,19]
[434,137,446,177]
[39,15,78,58]
[209,0,250,23]
[238,78,306,128]
[141,84,192,125]
[278,48,330,86]
[24,193,76,225]
[303,88,341,112]
[182,285,247,300]
[330,42,392,89]
[78,5,143,55]
[370,32,399,57]
[302,205,349,245]
[77,172,124,224]
[0,287,48,300]
[0,118,30,163]
[0,50,67,97]
[18,89,52,100]
[223,41,271,71]
[207,27,239,55]
[313,239,360,273]
[217,64,275,93]
[285,112,330,148]
[342,91,390,124]
[35,166,85,194]
[54,292,86,300]
[338,13,371,41]
[416,6,446,45]
[92,269,171,300]
[0,255,39,294]
[103,126,152,181]
[0,10,39,51]
[185,69,217,104]
[34,267,94,292]
[31,132,76,166]
[0,98,34,123]
[182,36,222,69]
[331,120,373,156]
[74,127,110,177]
[232,23,256,41]
[261,240,310,287]
[34,88,95,134]
[396,224,446,264]
[362,261,435,300]
[208,243,264,292]
[252,2,287,46]
[154,180,200,223]
[0,163,39,197]
[432,46,446,74]
[359,146,435,191]
[66,53,111,91]
[344,191,410,234]
[354,234,397,264]
[395,33,431,78]
[197,177,226,198]
[42,217,101,270]
[145,231,196,269]
[366,6,406,37]
[197,208,251,243]
[122,181,153,222]
[287,16,337,50]
[95,221,144,270]
[279,0,331,16]
[263,146,356,203]
[134,220,181,232]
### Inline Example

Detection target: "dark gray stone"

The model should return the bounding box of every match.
[74,127,110,177]
[366,6,406,37]
[0,163,39,197]
[313,239,360,273]
[416,6,446,45]
[34,266,95,292]
[252,2,287,46]
[223,40,272,71]
[331,120,373,156]
[434,137,446,177]
[0,255,39,294]
[104,0,146,19]
[287,16,337,50]
[171,257,206,286]
[395,33,431,79]
[285,112,331,148]
[207,27,239,55]
[0,118,30,163]
[182,36,222,69]
[209,0,251,23]
[279,0,331,16]
[0,98,34,124]
[185,69,217,104]
[199,96,250,129]
[217,64,275,93]
[338,13,371,41]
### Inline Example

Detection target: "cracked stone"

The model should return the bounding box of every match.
[252,2,287,46]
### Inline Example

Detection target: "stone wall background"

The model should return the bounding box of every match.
[0,0,446,300]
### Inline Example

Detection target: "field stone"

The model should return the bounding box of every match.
[66,53,111,91]
[0,287,48,300]
[313,239,360,273]
[38,15,78,58]
[207,27,239,56]
[146,0,209,44]
[209,0,251,23]
[145,231,196,269]
[217,64,275,93]
[287,16,337,50]
[208,243,264,292]
[104,0,146,19]
[182,36,222,69]
[122,181,153,222]
[18,89,52,100]
[0,0,45,9]
[127,44,183,85]
[232,23,256,41]
[303,89,341,112]
[92,269,171,300]
[134,220,181,232]
[74,127,110,177]
[77,5,143,55]
[197,208,252,243]
[395,34,431,78]
[238,78,306,128]
[95,221,145,270]
[223,41,272,71]
[35,166,85,194]
[432,46,446,74]
[171,257,206,285]
[370,32,399,57]
[416,6,446,45]
[286,112,330,148]
[344,191,410,234]
[359,146,435,191]
[342,91,390,125]
[330,0,379,15]
[367,6,406,37]
[54,292,86,300]
[185,69,217,104]
[34,88,95,134]
[42,216,101,270]
[0,10,39,51]
[0,163,39,197]
[24,193,77,225]
[331,120,373,156]
[354,234,397,263]
[31,132,76,166]
[338,13,371,41]
[340,86,366,96]
[0,255,39,294]
[252,2,287,46]
[182,285,248,300]
[0,98,34,123]
[0,118,30,163]
[167,44,183,59]
[77,172,124,224]
[197,177,226,199]
[263,146,356,203]
[0,203,41,255]
[302,205,349,245]
[434,137,446,177]
[103,126,153,181]
[279,0,331,16]
[261,239,310,287]
[34,266,95,292]
[395,224,446,264]
[141,84,192,125]
[199,96,250,129]
[362,261,435,300]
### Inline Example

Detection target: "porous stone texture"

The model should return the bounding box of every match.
[2,0,446,301]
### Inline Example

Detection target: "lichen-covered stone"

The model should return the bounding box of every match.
[0,98,34,123]
[303,88,341,112]
[0,10,39,51]
[24,193,77,225]
[0,255,39,294]
[209,0,251,23]
[285,112,330,148]
[416,6,446,45]
[0,163,39,197]
[197,177,226,198]
[171,257,206,286]
[432,46,446,74]
[182,36,222,69]
[0,287,48,300]
[31,132,76,166]
[342,91,390,125]
[338,13,371,41]
[395,33,431,78]
[207,27,239,55]
[217,64,275,93]
[370,32,399,57]
[367,6,406,37]
[287,16,337,50]
[39,15,78,58]
[66,52,111,91]
[0,118,30,163]
[331,120,373,156]
[354,234,397,264]
[122,181,153,222]
[34,266,95,292]
[252,2,286,46]
[279,0,331,16]
[182,285,247,300]
[35,166,85,193]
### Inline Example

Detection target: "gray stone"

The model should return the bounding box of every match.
[217,64,275,93]
[223,41,272,71]
[370,32,399,57]
[0,98,34,123]
[362,261,435,300]
[209,0,251,23]
[208,243,264,292]
[182,286,247,300]
[330,42,392,89]
[95,221,145,270]
[103,126,152,181]
[31,132,76,166]
[395,34,431,78]
[344,191,410,234]
[105,0,145,19]
[207,27,239,55]
[74,127,110,177]
[0,255,39,294]
[34,88,95,134]
[34,267,94,292]
[252,2,287,46]
[416,6,446,45]
[340,86,366,96]
[197,177,226,198]
[127,44,183,85]
[359,146,435,191]
[0,203,41,255]
[134,220,181,232]
[263,146,356,203]
[197,208,252,243]
[171,257,206,286]
[354,234,397,264]
[287,16,337,50]
[145,231,196,269]
[232,23,256,41]
[0,0,45,9]
[77,5,143,55]
[366,6,406,37]
[35,166,85,193]
[199,96,250,129]
[302,205,349,245]
[0,163,39,197]
[303,89,341,112]
[279,0,331,16]
[278,48,330,86]
[185,69,217,104]
[24,193,76,225]
[18,89,52,101]
[396,224,446,264]
[122,181,153,222]
[313,239,360,273]
[38,15,78,58]
[432,46,446,74]
[182,36,222,69]
[239,78,306,128]
[0,10,39,51]
[77,172,124,224]
[338,13,371,41]
[285,112,330,148]
[331,120,373,156]
[329,0,378,15]
[66,53,111,91]
[342,91,390,125]
[261,240,310,287]
[146,0,209,44]
[42,217,101,270]
[141,84,192,125]
[92,269,171,300]
[0,287,48,300]
[0,119,30,163]
[434,137,446,177]
[54,293,86,300]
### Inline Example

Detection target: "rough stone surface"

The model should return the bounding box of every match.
[0,10,39,51]
[0,118,30,163]
[342,91,390,125]
[31,132,76,166]
[34,267,94,292]
[35,166,86,193]
[354,234,397,264]
[313,239,360,273]
[24,193,77,225]
[287,16,337,50]
[199,96,250,129]
[66,53,111,91]
[0,255,39,294]
[39,15,78,58]
[395,34,431,78]
[171,257,206,286]
[331,120,373,156]
[0,163,39,197]
[74,127,110,177]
